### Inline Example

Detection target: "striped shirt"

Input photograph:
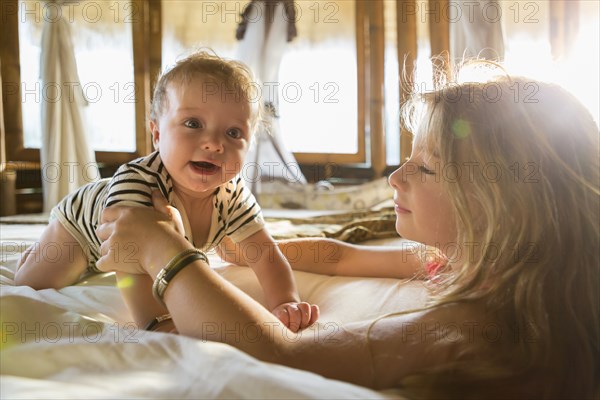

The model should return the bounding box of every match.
[51,151,265,271]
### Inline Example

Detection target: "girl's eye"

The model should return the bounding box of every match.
[227,128,242,139]
[419,165,435,175]
[184,119,201,129]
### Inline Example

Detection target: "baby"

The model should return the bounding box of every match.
[15,51,317,332]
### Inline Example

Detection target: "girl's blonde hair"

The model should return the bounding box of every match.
[150,50,262,130]
[397,62,599,397]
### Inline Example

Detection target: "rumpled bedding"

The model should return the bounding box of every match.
[1,217,427,399]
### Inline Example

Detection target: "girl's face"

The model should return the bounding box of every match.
[388,134,458,251]
[150,78,252,199]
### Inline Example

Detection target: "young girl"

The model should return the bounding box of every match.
[15,51,321,332]
[95,66,599,398]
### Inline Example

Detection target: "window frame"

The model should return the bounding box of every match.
[1,0,157,166]
[2,0,414,176]
[292,0,367,166]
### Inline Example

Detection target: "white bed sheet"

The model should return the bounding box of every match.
[1,222,427,399]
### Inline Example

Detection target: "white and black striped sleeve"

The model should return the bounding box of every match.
[223,176,265,243]
[103,152,171,209]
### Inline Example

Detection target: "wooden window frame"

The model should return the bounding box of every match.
[1,0,580,182]
[294,0,392,175]
[1,0,160,166]
[393,0,450,168]
[2,0,449,177]
[293,0,367,166]
[397,0,418,165]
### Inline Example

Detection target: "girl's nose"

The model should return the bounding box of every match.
[388,167,401,189]
[388,164,405,189]
[388,161,416,189]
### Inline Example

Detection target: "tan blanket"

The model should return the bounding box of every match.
[266,207,399,243]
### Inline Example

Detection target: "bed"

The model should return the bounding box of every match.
[0,209,429,399]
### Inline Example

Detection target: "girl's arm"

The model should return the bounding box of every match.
[235,229,319,331]
[95,196,458,389]
[102,159,178,330]
[219,236,432,279]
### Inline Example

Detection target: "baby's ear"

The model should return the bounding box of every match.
[149,120,160,149]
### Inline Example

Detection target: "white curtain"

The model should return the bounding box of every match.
[236,1,307,194]
[450,0,505,61]
[40,1,97,212]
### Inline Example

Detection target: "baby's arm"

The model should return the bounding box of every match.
[220,237,442,279]
[234,229,318,332]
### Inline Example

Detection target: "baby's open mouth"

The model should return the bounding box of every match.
[190,161,220,174]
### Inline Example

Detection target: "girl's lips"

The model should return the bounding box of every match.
[189,161,221,176]
[394,203,411,214]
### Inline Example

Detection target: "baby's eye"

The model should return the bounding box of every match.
[184,119,201,129]
[419,165,435,175]
[226,128,243,139]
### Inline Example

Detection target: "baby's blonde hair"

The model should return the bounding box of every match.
[150,50,261,130]
[396,61,599,397]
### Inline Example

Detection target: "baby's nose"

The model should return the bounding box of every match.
[201,134,224,153]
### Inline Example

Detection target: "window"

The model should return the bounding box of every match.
[18,0,136,152]
[388,0,599,171]
[3,0,150,164]
[162,0,245,63]
[501,0,599,123]
[6,0,594,180]
[384,0,400,166]
[162,0,367,165]
[278,1,358,156]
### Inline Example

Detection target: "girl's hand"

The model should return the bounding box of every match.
[150,191,185,236]
[272,302,319,333]
[95,192,189,276]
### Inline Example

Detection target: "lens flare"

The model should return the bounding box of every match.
[0,318,17,351]
[452,119,471,138]
[117,275,135,289]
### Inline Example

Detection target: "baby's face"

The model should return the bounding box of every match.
[150,78,252,197]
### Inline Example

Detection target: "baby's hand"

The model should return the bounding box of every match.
[272,302,319,333]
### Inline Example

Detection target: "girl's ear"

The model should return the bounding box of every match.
[149,120,160,150]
